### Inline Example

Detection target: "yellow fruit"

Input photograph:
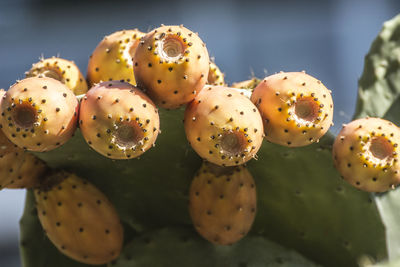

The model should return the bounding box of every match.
[79,81,160,159]
[0,77,79,152]
[27,57,88,95]
[231,78,261,90]
[207,61,225,86]
[34,171,124,265]
[0,88,48,189]
[189,162,257,245]
[184,85,264,166]
[133,25,209,109]
[6,153,47,189]
[251,71,334,147]
[333,117,400,192]
[87,29,145,86]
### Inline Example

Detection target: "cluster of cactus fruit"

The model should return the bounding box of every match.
[1,15,400,267]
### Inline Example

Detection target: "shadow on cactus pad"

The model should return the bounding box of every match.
[110,227,320,267]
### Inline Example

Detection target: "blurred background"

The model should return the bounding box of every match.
[0,0,399,266]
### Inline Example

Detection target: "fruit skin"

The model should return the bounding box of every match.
[207,61,225,86]
[26,57,88,95]
[34,171,124,265]
[79,81,160,160]
[332,117,400,192]
[6,153,47,189]
[231,77,261,90]
[0,127,26,189]
[184,85,264,166]
[87,29,145,87]
[0,77,79,152]
[189,162,257,245]
[0,128,47,189]
[0,88,25,188]
[133,25,209,109]
[251,71,333,147]
[0,88,47,189]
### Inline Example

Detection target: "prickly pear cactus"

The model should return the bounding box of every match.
[354,13,400,263]
[355,14,400,120]
[18,14,400,267]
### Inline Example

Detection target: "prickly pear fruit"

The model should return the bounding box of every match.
[0,131,25,190]
[184,85,264,166]
[133,25,209,109]
[231,77,261,90]
[6,153,47,189]
[0,130,47,190]
[189,162,257,245]
[87,29,145,87]
[34,171,124,265]
[79,81,160,159]
[251,71,334,147]
[26,57,88,95]
[0,88,48,189]
[0,88,22,188]
[0,77,79,152]
[207,61,225,86]
[332,117,400,192]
